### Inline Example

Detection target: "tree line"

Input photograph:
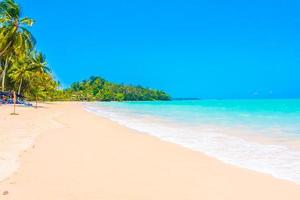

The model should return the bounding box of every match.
[60,76,170,101]
[0,0,170,102]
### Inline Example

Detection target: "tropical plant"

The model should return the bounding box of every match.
[64,76,171,101]
[25,71,57,107]
[9,51,49,95]
[0,0,35,91]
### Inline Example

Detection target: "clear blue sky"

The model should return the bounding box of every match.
[20,0,300,98]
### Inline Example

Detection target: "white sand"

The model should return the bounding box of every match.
[0,102,300,200]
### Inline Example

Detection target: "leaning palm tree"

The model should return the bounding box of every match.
[0,0,35,92]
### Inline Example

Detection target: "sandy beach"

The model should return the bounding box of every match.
[0,102,300,200]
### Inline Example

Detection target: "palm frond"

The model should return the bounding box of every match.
[20,17,34,26]
[0,0,20,20]
[20,26,36,47]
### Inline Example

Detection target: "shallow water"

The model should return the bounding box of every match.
[85,99,300,184]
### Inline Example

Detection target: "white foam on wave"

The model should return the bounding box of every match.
[85,104,300,185]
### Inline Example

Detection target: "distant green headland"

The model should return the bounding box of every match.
[57,76,171,101]
[0,0,170,102]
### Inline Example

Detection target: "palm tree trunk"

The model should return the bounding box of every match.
[35,95,38,109]
[18,78,23,95]
[0,41,12,57]
[1,57,9,92]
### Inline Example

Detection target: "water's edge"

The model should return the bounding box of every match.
[84,102,300,185]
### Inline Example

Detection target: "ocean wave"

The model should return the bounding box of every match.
[84,103,300,185]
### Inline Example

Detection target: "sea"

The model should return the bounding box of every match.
[85,99,300,184]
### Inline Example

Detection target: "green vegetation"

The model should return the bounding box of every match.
[62,76,170,101]
[0,0,170,103]
[0,0,57,103]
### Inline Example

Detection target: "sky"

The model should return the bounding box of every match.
[19,0,300,98]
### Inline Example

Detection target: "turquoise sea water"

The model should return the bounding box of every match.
[85,99,300,184]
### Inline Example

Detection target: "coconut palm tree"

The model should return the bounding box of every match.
[0,0,35,92]
[29,71,56,108]
[9,51,49,95]
[8,53,27,94]
[30,51,49,73]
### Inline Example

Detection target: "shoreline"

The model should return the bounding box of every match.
[85,102,300,185]
[1,102,300,199]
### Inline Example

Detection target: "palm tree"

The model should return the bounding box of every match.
[9,51,49,95]
[8,52,28,94]
[0,0,35,92]
[29,71,56,108]
[30,51,49,73]
[25,51,54,107]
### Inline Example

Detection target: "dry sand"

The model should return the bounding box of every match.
[0,102,300,200]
